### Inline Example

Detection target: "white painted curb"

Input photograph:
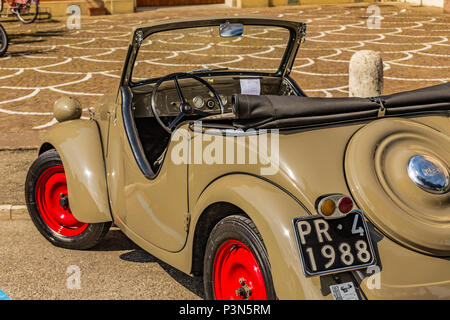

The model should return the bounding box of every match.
[0,205,29,220]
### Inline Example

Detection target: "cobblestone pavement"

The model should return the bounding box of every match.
[0,220,204,299]
[0,3,448,148]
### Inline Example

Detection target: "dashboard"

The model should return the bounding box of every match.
[156,82,236,116]
[131,75,285,118]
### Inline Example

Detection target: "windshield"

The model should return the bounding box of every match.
[132,25,291,82]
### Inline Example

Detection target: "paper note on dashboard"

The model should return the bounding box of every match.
[240,78,261,95]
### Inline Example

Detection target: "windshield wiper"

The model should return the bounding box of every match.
[186,67,229,74]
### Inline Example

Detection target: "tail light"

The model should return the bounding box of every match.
[320,199,336,216]
[338,196,353,214]
[316,194,355,219]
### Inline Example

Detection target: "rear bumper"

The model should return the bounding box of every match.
[356,224,450,300]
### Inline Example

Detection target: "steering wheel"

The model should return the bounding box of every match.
[151,72,225,134]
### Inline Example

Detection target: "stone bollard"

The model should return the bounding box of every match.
[225,0,269,8]
[349,50,383,97]
[0,205,29,220]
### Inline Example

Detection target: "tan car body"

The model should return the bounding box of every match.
[38,18,450,299]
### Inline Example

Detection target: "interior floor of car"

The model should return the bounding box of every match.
[130,74,300,172]
[134,117,170,171]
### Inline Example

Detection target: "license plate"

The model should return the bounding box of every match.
[293,211,376,277]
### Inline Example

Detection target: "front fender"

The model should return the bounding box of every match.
[40,119,112,223]
[191,173,327,300]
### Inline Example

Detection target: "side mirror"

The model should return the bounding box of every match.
[219,22,243,38]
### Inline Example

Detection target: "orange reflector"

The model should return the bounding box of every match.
[320,199,336,216]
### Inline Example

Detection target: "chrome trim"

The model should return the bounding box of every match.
[134,29,144,46]
[192,96,204,109]
[407,155,450,194]
[316,194,353,220]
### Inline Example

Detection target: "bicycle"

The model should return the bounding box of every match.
[0,0,39,24]
[0,23,7,56]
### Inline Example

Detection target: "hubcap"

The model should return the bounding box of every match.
[407,155,449,194]
[213,240,267,300]
[35,166,88,236]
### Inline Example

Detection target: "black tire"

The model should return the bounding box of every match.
[16,0,38,24]
[203,215,276,300]
[0,24,8,57]
[25,149,111,250]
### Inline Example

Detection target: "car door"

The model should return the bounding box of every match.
[105,87,190,253]
[104,17,304,252]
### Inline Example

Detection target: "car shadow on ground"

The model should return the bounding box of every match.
[5,49,51,56]
[94,228,205,299]
[91,228,139,251]
[6,29,63,56]
[10,30,66,38]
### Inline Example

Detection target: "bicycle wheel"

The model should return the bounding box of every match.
[0,24,8,57]
[16,0,38,24]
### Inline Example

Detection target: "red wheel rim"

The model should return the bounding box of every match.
[213,240,267,300]
[35,166,88,237]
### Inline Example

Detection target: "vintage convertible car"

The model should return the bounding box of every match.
[25,17,449,300]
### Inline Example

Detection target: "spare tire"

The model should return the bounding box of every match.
[345,118,450,256]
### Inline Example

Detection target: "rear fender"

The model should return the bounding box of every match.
[191,173,326,300]
[39,119,112,223]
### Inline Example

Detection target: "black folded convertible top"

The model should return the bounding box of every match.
[231,82,450,129]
